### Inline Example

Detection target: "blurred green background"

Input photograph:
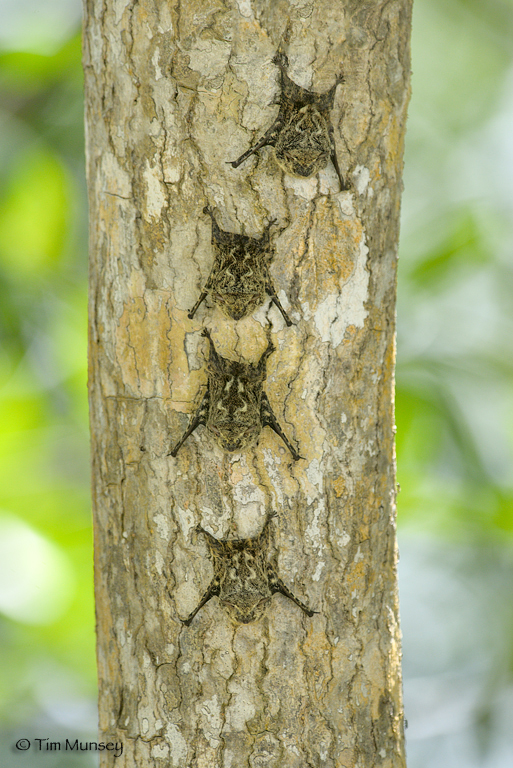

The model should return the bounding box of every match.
[0,1,512,766]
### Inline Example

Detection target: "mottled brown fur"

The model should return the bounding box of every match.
[229,52,345,188]
[182,517,316,625]
[188,206,292,325]
[169,328,301,459]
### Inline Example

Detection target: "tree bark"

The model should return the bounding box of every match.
[84,1,412,767]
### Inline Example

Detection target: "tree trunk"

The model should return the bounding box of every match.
[84,1,412,767]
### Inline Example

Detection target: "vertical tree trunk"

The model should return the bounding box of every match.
[84,1,412,766]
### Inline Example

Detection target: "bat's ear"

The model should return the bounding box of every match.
[259,515,276,546]
[272,50,289,71]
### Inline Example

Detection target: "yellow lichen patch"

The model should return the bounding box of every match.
[383,111,406,172]
[344,559,367,596]
[266,335,327,464]
[229,458,246,487]
[115,289,177,398]
[303,631,333,702]
[115,296,147,396]
[196,742,222,768]
[166,320,206,409]
[362,640,386,718]
[350,669,371,708]
[281,196,364,311]
[370,156,383,186]
[117,401,147,465]
[140,215,168,256]
[333,476,346,497]
[338,748,358,767]
[98,195,134,271]
[139,295,173,398]
[208,315,268,362]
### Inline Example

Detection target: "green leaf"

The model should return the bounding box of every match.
[0,146,70,276]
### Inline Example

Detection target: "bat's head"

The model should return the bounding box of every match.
[216,291,263,321]
[209,420,261,452]
[222,595,270,624]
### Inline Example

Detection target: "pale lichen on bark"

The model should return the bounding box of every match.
[84,1,412,766]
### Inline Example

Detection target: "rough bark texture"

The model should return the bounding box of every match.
[84,1,412,767]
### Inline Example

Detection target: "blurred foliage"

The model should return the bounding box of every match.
[396,1,513,764]
[0,9,94,761]
[0,0,512,766]
[397,0,513,542]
